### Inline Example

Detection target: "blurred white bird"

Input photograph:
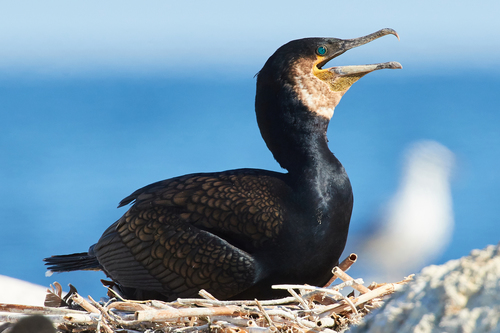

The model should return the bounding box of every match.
[348,140,455,282]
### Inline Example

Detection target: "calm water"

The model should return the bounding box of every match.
[1,72,499,299]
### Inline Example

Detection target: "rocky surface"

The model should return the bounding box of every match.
[350,243,500,333]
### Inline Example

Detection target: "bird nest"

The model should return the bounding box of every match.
[0,254,413,333]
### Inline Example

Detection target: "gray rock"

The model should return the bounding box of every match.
[350,243,500,333]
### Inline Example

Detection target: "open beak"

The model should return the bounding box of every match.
[330,61,402,76]
[315,28,402,93]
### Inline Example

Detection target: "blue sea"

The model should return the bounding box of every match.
[1,71,499,300]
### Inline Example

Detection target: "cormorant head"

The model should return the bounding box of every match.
[255,29,401,172]
[256,28,401,121]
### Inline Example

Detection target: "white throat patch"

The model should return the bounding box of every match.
[291,58,342,120]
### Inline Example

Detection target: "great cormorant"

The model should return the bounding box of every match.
[44,29,401,301]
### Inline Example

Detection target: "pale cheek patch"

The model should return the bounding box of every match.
[292,59,340,120]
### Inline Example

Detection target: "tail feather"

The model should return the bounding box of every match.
[44,252,102,273]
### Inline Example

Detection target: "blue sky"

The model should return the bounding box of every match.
[1,1,499,76]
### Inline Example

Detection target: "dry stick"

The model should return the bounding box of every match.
[319,282,404,315]
[328,279,359,292]
[88,296,114,322]
[105,287,167,310]
[106,301,152,312]
[332,267,371,294]
[295,279,362,305]
[215,321,275,333]
[286,288,310,311]
[147,300,177,310]
[0,312,96,325]
[254,299,277,331]
[266,310,317,329]
[272,285,343,299]
[211,315,258,327]
[104,301,167,327]
[173,323,210,333]
[198,289,218,301]
[227,323,276,333]
[0,303,85,316]
[323,253,358,287]
[88,296,117,333]
[263,309,297,321]
[177,296,297,307]
[70,294,100,314]
[70,294,113,333]
[342,297,358,315]
[105,286,127,302]
[135,305,245,322]
[339,253,358,271]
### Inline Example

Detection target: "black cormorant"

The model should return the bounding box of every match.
[44,29,401,301]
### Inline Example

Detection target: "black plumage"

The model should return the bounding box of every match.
[44,29,401,301]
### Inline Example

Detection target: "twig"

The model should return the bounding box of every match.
[286,288,310,311]
[272,284,343,298]
[318,282,406,314]
[323,253,358,287]
[69,294,114,333]
[88,296,115,333]
[172,323,210,332]
[332,267,371,294]
[106,301,152,312]
[339,253,358,272]
[0,303,84,315]
[177,296,297,307]
[70,294,100,314]
[135,305,245,321]
[342,296,358,315]
[104,286,127,302]
[198,289,218,301]
[0,312,96,325]
[254,299,277,330]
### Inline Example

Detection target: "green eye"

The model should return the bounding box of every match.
[316,46,327,56]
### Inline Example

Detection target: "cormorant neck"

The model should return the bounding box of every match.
[278,118,337,177]
[255,74,340,177]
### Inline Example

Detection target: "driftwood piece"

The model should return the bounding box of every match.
[0,253,413,332]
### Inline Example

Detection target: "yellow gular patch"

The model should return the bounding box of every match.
[327,74,364,92]
[313,60,365,93]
